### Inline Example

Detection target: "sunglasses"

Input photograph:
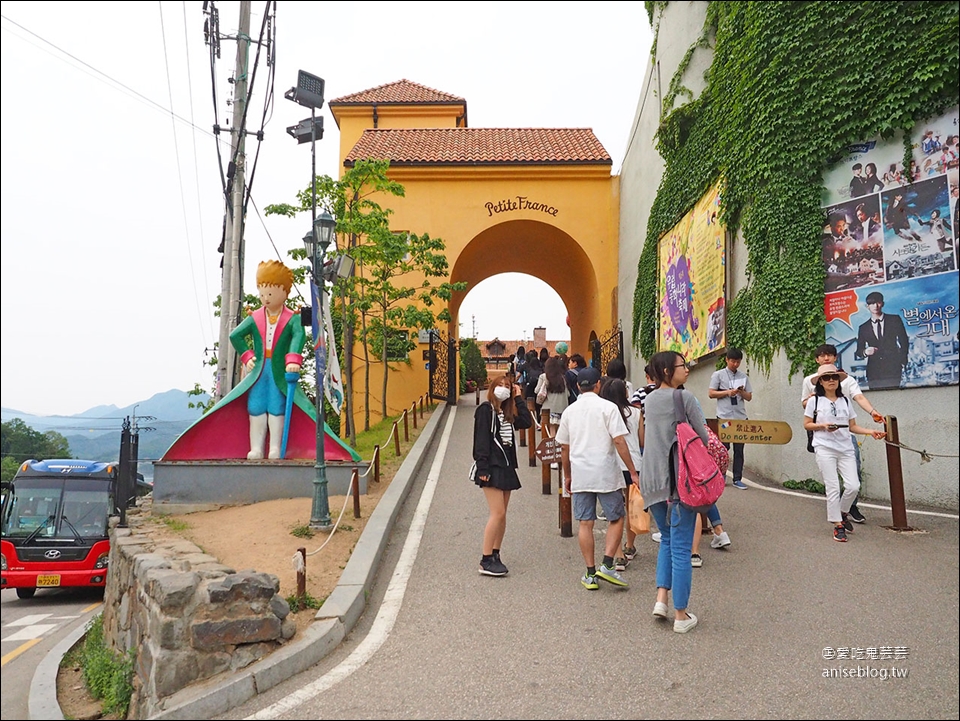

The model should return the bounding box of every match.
[820,374,841,382]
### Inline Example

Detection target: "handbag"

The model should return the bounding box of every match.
[672,389,725,513]
[628,483,650,535]
[706,428,729,476]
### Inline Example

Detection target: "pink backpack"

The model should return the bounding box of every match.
[672,390,725,513]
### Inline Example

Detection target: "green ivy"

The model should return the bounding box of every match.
[633,1,960,378]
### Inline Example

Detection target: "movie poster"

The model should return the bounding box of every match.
[657,181,726,361]
[821,108,959,389]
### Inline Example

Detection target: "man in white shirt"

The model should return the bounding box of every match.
[709,347,753,489]
[557,367,639,591]
[801,344,884,523]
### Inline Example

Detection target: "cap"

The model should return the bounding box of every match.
[577,367,602,389]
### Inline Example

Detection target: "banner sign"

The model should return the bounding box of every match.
[657,181,727,360]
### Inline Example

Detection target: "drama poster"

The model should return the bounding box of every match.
[825,272,959,390]
[880,175,955,281]
[657,181,726,360]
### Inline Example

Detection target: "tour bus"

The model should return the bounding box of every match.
[1,459,125,599]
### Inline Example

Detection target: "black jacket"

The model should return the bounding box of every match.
[472,398,533,476]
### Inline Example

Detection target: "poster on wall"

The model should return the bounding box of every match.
[657,181,726,360]
[821,107,959,390]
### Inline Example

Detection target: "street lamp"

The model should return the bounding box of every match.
[303,212,337,529]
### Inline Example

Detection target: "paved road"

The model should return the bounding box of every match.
[211,396,958,719]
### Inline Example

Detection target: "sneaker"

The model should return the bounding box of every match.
[841,513,854,532]
[596,563,629,587]
[614,556,628,572]
[732,479,748,490]
[653,601,669,619]
[674,612,698,634]
[581,573,599,590]
[848,506,866,523]
[623,545,638,561]
[596,508,607,521]
[493,552,508,574]
[651,532,662,544]
[479,557,508,576]
[690,553,703,568]
[833,525,847,542]
[710,531,731,549]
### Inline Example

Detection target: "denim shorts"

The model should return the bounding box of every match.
[573,489,625,522]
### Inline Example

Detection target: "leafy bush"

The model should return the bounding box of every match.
[459,338,487,390]
[68,614,134,717]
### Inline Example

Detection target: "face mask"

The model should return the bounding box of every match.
[493,386,511,401]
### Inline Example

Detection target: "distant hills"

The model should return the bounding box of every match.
[1,389,210,479]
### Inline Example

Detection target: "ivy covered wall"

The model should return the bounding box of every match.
[634,1,960,375]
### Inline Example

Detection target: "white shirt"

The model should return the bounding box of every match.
[555,392,628,493]
[615,406,643,473]
[804,395,857,453]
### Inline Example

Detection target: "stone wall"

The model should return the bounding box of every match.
[101,499,296,719]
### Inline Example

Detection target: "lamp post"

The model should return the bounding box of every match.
[303,212,337,529]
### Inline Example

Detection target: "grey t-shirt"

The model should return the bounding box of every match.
[709,368,752,420]
[640,387,708,508]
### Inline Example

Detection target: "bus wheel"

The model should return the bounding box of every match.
[16,587,36,599]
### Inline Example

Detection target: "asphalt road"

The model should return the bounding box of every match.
[213,396,960,720]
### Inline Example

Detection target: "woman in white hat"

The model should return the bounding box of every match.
[803,364,886,542]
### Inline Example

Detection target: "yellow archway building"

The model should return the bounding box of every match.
[329,80,620,428]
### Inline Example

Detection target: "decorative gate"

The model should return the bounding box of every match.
[428,330,457,404]
[590,321,623,372]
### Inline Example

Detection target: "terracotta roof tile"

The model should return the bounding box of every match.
[329,79,465,106]
[345,128,611,165]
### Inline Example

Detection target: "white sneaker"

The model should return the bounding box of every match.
[651,532,661,543]
[653,601,669,618]
[674,612,698,634]
[710,531,731,549]
[691,553,703,568]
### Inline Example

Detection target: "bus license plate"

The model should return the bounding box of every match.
[36,575,61,587]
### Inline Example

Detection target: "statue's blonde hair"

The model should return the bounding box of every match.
[256,260,294,292]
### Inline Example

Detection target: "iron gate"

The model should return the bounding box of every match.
[590,321,623,372]
[428,330,457,404]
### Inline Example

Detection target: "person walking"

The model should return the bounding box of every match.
[801,343,884,523]
[472,374,533,576]
[557,367,639,590]
[641,351,705,633]
[803,364,886,542]
[600,378,644,571]
[709,347,753,489]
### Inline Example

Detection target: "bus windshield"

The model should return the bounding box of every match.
[1,478,113,541]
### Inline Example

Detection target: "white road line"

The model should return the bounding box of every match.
[4,624,57,642]
[247,405,459,720]
[5,614,51,627]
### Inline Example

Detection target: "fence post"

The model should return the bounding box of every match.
[352,469,361,519]
[475,386,480,405]
[296,547,306,601]
[403,409,409,442]
[560,491,573,538]
[394,421,401,456]
[374,445,381,483]
[527,398,537,467]
[883,416,912,531]
[412,402,418,429]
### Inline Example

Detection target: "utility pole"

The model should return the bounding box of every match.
[215,0,251,400]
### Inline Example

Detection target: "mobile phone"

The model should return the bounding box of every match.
[828,424,848,430]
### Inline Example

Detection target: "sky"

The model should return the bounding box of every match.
[0,1,653,416]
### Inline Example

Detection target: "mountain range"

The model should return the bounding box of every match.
[1,389,210,479]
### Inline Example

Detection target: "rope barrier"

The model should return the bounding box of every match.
[880,439,959,464]
[293,394,428,562]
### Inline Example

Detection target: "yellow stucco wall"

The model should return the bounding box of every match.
[332,103,619,430]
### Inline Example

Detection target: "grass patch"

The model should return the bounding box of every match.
[285,592,324,613]
[290,522,315,539]
[62,615,134,718]
[349,405,435,460]
[783,478,826,495]
[337,523,355,532]
[161,517,190,532]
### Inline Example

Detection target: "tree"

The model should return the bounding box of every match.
[1,419,72,482]
[459,338,488,391]
[265,160,465,434]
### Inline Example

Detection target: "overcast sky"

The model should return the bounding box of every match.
[0,1,653,416]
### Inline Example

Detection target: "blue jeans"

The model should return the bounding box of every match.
[722,441,744,482]
[705,503,721,527]
[648,501,697,610]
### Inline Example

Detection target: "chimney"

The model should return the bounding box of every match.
[533,326,546,350]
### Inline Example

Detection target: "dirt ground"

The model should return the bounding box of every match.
[57,411,430,719]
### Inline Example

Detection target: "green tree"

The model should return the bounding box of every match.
[459,338,488,391]
[1,419,72,482]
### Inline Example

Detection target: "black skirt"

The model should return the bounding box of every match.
[474,464,521,491]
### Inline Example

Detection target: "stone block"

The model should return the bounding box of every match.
[146,568,200,612]
[206,571,279,603]
[191,616,281,652]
